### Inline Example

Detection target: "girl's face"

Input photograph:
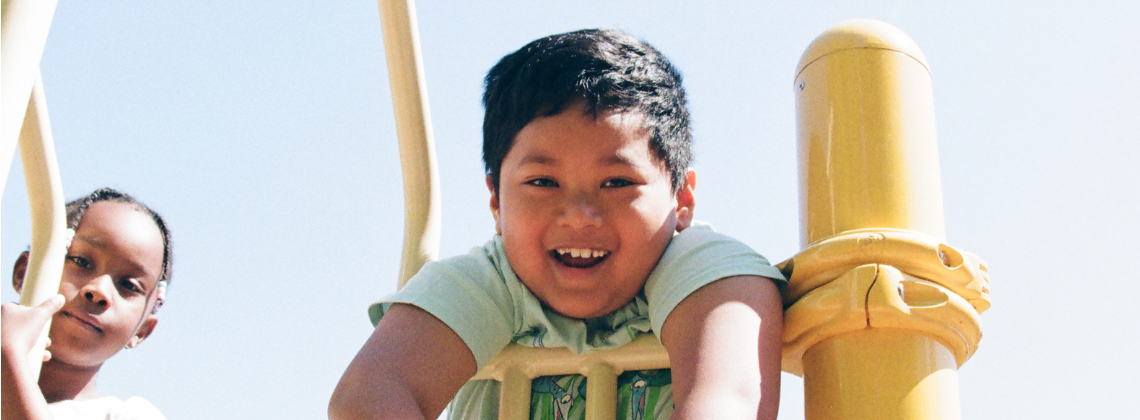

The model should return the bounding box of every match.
[47,201,165,368]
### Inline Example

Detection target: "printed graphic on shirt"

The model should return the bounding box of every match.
[528,369,672,420]
[514,325,549,348]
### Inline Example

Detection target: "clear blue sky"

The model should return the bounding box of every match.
[3,1,1138,419]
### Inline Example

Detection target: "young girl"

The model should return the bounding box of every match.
[2,188,173,420]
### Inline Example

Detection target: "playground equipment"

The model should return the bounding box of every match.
[1,0,70,380]
[3,1,990,417]
[780,19,990,419]
[377,1,991,417]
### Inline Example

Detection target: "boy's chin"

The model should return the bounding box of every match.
[545,296,624,319]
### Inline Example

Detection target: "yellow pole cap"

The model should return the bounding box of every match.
[796,19,930,80]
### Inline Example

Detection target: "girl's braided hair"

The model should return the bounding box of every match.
[65,188,173,286]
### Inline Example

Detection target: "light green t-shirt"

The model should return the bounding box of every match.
[369,222,785,419]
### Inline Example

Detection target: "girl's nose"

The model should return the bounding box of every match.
[81,275,113,308]
[559,192,603,229]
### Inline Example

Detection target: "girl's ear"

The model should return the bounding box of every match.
[675,169,697,231]
[12,251,29,293]
[127,316,158,349]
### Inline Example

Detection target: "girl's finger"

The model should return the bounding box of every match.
[40,294,65,313]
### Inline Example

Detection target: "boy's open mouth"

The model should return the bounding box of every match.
[551,247,609,268]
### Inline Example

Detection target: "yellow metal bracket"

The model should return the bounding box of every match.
[782,253,986,376]
[867,265,981,368]
[780,227,990,377]
[783,264,877,375]
[780,229,989,314]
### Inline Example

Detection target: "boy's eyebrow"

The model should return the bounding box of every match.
[516,154,557,166]
[516,153,644,168]
[600,154,637,167]
[74,234,158,280]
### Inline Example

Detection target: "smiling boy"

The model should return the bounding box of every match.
[331,29,785,420]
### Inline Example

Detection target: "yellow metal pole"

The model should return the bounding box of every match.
[376,0,441,288]
[583,363,618,420]
[781,20,990,420]
[499,366,531,420]
[16,75,67,380]
[2,0,59,195]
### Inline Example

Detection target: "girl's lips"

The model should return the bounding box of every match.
[61,311,103,333]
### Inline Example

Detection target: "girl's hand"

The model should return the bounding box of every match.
[1,295,65,363]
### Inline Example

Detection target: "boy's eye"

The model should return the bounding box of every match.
[66,255,92,270]
[601,178,635,188]
[525,178,558,188]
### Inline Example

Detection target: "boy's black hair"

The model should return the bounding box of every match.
[65,188,173,286]
[482,28,692,192]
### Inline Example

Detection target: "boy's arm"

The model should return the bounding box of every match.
[1,297,64,420]
[329,303,477,420]
[660,275,783,420]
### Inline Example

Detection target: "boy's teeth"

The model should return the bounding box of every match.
[557,248,607,258]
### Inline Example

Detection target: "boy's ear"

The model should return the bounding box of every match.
[675,169,697,232]
[486,175,502,235]
[12,251,29,293]
[127,316,158,349]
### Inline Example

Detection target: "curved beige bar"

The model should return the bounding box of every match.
[2,0,59,194]
[377,0,441,287]
[17,76,67,379]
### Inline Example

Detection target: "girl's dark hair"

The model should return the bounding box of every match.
[482,28,692,193]
[65,188,173,285]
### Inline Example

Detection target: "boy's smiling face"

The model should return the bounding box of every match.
[490,104,695,319]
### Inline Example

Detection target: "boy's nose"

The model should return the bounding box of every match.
[80,275,114,309]
[558,193,603,229]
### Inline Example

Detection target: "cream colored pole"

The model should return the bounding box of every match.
[376,0,441,288]
[2,0,59,195]
[17,75,67,379]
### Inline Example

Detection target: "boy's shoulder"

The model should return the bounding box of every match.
[369,234,522,324]
[642,221,786,334]
[651,221,772,274]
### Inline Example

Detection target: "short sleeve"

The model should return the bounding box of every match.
[47,396,167,420]
[368,244,518,368]
[643,222,786,336]
[114,397,168,420]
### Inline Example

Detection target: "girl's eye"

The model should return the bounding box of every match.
[525,178,558,188]
[66,255,92,270]
[118,279,143,294]
[602,178,635,188]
